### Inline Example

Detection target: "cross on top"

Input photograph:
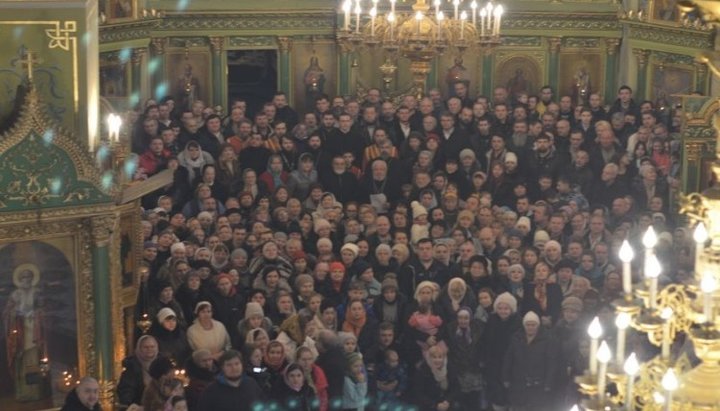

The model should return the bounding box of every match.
[20,50,40,82]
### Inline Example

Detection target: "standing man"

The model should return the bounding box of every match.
[197,350,265,411]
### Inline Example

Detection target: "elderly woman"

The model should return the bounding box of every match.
[186,301,231,360]
[447,307,485,410]
[437,277,477,323]
[372,244,398,281]
[632,163,669,211]
[522,262,563,326]
[482,292,521,411]
[502,311,558,411]
[249,240,294,279]
[185,348,217,411]
[117,335,159,410]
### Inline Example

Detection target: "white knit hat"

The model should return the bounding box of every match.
[523,311,540,325]
[493,292,518,314]
[411,201,428,219]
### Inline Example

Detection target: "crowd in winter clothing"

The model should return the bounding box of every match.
[112,82,692,411]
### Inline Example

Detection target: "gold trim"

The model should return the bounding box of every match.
[0,21,78,113]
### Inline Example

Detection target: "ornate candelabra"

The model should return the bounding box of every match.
[337,0,503,97]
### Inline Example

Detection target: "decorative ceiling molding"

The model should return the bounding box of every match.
[627,22,714,50]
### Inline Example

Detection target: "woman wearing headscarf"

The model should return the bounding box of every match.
[252,265,293,304]
[436,277,477,323]
[446,307,485,410]
[184,348,217,411]
[249,241,295,280]
[287,152,319,201]
[177,140,214,186]
[482,292,521,411]
[296,346,329,411]
[276,310,319,362]
[263,341,290,395]
[210,244,231,273]
[186,301,231,360]
[209,273,244,341]
[522,262,563,326]
[117,335,159,410]
[342,300,379,358]
[271,363,318,411]
[411,344,454,411]
[259,154,290,193]
[237,301,275,348]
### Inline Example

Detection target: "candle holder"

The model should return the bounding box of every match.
[137,313,152,334]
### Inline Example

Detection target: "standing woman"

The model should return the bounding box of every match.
[522,262,563,326]
[216,144,240,197]
[482,292,520,411]
[186,301,231,361]
[296,346,329,411]
[447,307,485,410]
[411,344,454,411]
[271,363,318,411]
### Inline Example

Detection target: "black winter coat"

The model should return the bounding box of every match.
[482,313,521,406]
[197,375,266,411]
[60,388,102,411]
[502,328,559,408]
[116,356,146,408]
[270,381,318,411]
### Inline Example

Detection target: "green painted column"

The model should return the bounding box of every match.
[604,39,620,103]
[150,37,167,99]
[90,217,113,388]
[633,48,650,101]
[278,37,293,96]
[338,43,351,96]
[481,51,493,96]
[209,37,225,108]
[547,37,562,93]
[428,57,439,90]
[130,48,145,104]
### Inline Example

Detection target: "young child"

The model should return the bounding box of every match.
[410,201,429,245]
[408,303,447,354]
[374,349,407,405]
[342,352,368,411]
[339,331,359,355]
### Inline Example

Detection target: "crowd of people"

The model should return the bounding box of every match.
[91,82,695,411]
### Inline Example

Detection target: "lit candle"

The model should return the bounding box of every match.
[107,113,122,142]
[643,226,658,273]
[370,6,377,36]
[343,0,352,30]
[597,341,612,404]
[646,255,661,310]
[615,312,631,367]
[661,368,678,411]
[453,0,460,20]
[624,353,640,411]
[619,240,634,298]
[660,307,673,361]
[355,0,361,33]
[471,0,477,25]
[387,12,395,40]
[570,406,579,411]
[460,11,467,39]
[694,222,708,271]
[434,0,441,16]
[390,0,396,15]
[485,4,494,35]
[493,5,503,36]
[415,11,423,35]
[701,272,716,323]
[588,316,603,375]
[479,8,486,36]
[437,11,444,39]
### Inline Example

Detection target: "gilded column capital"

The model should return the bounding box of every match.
[131,48,146,65]
[277,36,293,53]
[337,40,353,54]
[91,215,116,245]
[603,38,620,56]
[685,141,706,162]
[151,37,168,55]
[547,37,562,54]
[632,48,650,68]
[209,36,224,55]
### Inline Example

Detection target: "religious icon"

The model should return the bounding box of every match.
[3,264,49,401]
[304,56,326,109]
[506,68,530,98]
[446,57,470,91]
[107,0,136,21]
[572,66,592,106]
[176,63,202,111]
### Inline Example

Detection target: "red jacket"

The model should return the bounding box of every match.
[258,170,289,192]
[138,149,170,176]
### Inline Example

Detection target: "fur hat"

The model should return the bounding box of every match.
[411,224,430,245]
[170,242,185,253]
[533,230,550,245]
[515,216,531,230]
[504,152,518,164]
[414,281,439,302]
[459,149,476,161]
[493,292,518,314]
[156,307,177,323]
[561,296,584,313]
[244,302,264,319]
[341,243,359,258]
[523,311,540,325]
[411,201,428,219]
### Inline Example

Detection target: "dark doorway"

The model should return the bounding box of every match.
[226,50,277,119]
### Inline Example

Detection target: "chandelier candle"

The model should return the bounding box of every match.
[624,353,639,411]
[701,272,716,322]
[619,240,634,298]
[588,316,603,375]
[694,222,708,270]
[615,312,631,367]
[596,341,612,404]
[661,307,673,361]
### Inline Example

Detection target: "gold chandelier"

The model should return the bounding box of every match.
[572,4,720,409]
[338,0,504,96]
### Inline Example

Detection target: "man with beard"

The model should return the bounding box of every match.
[272,91,298,130]
[60,377,101,411]
[322,155,362,204]
[197,114,225,159]
[197,350,265,411]
[238,134,271,175]
[526,133,563,182]
[326,113,364,166]
[436,112,471,167]
[358,104,380,146]
[392,105,417,147]
[363,159,400,213]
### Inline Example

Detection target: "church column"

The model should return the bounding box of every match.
[632,48,650,100]
[209,37,225,108]
[695,61,709,95]
[150,37,168,98]
[481,50,494,95]
[90,216,116,411]
[547,37,562,93]
[338,42,352,96]
[131,48,146,103]
[277,37,293,97]
[603,39,620,103]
